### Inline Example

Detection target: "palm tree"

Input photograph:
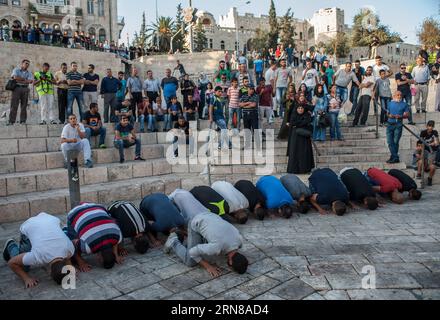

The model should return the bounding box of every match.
[148,16,175,52]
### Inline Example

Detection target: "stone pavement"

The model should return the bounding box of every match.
[0,184,440,300]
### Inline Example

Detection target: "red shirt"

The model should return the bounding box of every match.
[256,85,273,107]
[367,168,402,194]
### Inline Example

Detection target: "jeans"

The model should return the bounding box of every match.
[313,115,326,141]
[329,112,342,140]
[5,234,32,268]
[259,106,273,128]
[163,114,172,130]
[67,91,85,121]
[349,86,360,115]
[336,86,349,105]
[61,140,92,162]
[228,108,242,130]
[276,87,287,116]
[138,114,145,132]
[380,97,391,124]
[114,139,141,161]
[170,222,203,267]
[353,95,371,126]
[147,114,157,132]
[85,126,107,146]
[255,71,263,83]
[402,93,413,123]
[215,118,232,149]
[173,135,194,156]
[386,122,403,161]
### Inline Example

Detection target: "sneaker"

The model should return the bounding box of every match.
[5,122,12,126]
[163,233,178,254]
[416,174,422,179]
[99,144,107,149]
[422,110,427,113]
[39,120,47,125]
[50,120,58,125]
[428,178,433,186]
[408,122,416,126]
[19,121,26,125]
[3,239,17,262]
[85,160,93,168]
[134,156,146,161]
[416,110,420,114]
[120,159,125,164]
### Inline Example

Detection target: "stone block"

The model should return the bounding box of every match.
[172,164,189,173]
[82,166,108,185]
[0,199,30,223]
[0,178,6,197]
[98,184,142,204]
[29,195,67,216]
[0,140,18,156]
[18,138,47,154]
[210,166,232,175]
[96,149,116,164]
[36,171,68,192]
[107,164,133,182]
[47,125,64,137]
[26,125,48,138]
[162,178,181,195]
[0,156,15,174]
[269,278,315,300]
[14,154,47,172]
[46,137,61,152]
[0,125,27,139]
[141,179,165,197]
[139,133,157,145]
[152,160,172,175]
[7,175,37,195]
[132,161,153,178]
[142,145,164,159]
[66,191,99,211]
[45,152,65,169]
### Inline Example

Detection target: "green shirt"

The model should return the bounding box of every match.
[34,71,54,96]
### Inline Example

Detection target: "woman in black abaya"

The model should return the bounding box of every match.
[286,102,315,174]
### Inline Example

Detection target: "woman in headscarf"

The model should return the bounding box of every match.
[286,95,315,174]
[312,84,329,142]
[198,73,210,119]
[277,83,296,140]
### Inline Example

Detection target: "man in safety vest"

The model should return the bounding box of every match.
[34,62,57,125]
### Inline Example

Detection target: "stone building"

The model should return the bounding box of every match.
[189,6,347,53]
[0,0,124,42]
[349,42,420,66]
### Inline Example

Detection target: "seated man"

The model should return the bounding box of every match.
[61,114,93,169]
[339,168,379,210]
[83,102,107,149]
[190,186,237,222]
[413,140,437,187]
[163,211,248,278]
[137,97,148,133]
[145,97,158,132]
[211,181,251,224]
[107,201,160,254]
[234,180,267,220]
[256,176,295,218]
[280,174,312,214]
[139,193,185,235]
[67,203,123,271]
[114,115,145,164]
[172,116,194,158]
[115,98,134,124]
[308,168,350,216]
[3,213,75,288]
[388,169,422,201]
[169,189,209,225]
[366,168,404,204]
[419,120,439,186]
[184,94,198,121]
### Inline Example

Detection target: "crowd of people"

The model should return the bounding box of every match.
[2,165,426,288]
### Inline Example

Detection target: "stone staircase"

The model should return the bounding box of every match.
[0,113,438,224]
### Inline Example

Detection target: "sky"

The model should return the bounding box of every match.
[118,0,439,45]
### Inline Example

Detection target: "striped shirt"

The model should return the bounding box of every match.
[66,71,83,93]
[227,86,240,108]
[67,203,122,254]
[107,201,148,238]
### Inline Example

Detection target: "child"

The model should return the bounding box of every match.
[418,120,439,185]
[375,69,392,125]
[165,96,183,131]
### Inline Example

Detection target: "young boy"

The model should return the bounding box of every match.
[256,77,275,129]
[172,116,193,158]
[83,102,107,148]
[114,115,145,163]
[375,69,392,125]
[115,98,133,124]
[184,94,198,121]
[420,120,439,186]
[210,86,232,150]
[227,77,241,130]
[61,114,93,168]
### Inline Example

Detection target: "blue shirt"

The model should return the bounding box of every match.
[211,96,226,121]
[387,100,409,124]
[127,76,143,93]
[254,59,264,73]
[140,193,184,233]
[308,168,349,205]
[256,176,294,209]
[100,76,120,94]
[116,79,127,100]
[161,76,179,98]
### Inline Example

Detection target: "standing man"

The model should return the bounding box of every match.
[433,56,440,112]
[302,59,320,98]
[143,70,161,104]
[66,62,85,121]
[253,54,264,83]
[127,67,143,122]
[274,58,293,117]
[116,71,127,104]
[209,86,232,150]
[55,63,69,124]
[352,66,375,127]
[419,120,439,186]
[100,68,120,123]
[161,68,179,106]
[227,78,241,131]
[239,85,260,149]
[412,57,430,113]
[8,59,34,125]
[349,60,365,115]
[372,56,393,81]
[234,63,254,87]
[332,62,361,107]
[395,63,415,125]
[34,62,56,125]
[386,91,409,164]
[82,64,100,109]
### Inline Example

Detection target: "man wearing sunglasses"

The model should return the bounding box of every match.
[395,63,415,125]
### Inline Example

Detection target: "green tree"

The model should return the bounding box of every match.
[417,17,440,50]
[351,8,402,48]
[172,3,187,52]
[193,21,208,52]
[148,16,174,52]
[279,8,296,48]
[267,0,279,50]
[249,28,269,52]
[132,11,149,49]
[327,33,351,58]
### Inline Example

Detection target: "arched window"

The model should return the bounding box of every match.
[88,27,96,36]
[13,20,22,28]
[98,28,106,42]
[1,19,9,27]
[220,40,225,50]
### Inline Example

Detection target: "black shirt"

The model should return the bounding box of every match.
[184,101,198,112]
[395,72,413,97]
[190,186,230,215]
[309,168,349,205]
[108,201,149,238]
[234,180,266,211]
[83,73,100,92]
[83,111,102,126]
[173,121,190,135]
[340,168,376,202]
[420,129,439,152]
[388,169,417,192]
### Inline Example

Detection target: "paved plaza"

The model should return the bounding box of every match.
[0,183,439,300]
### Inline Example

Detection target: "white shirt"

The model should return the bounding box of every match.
[153,102,167,115]
[360,75,375,96]
[211,181,249,213]
[265,68,277,85]
[373,64,390,81]
[21,213,75,267]
[302,68,319,88]
[61,123,85,140]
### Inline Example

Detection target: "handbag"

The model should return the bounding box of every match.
[338,109,348,124]
[295,128,312,137]
[318,113,331,128]
[5,79,17,91]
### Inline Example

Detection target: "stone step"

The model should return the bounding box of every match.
[317,153,391,164]
[0,174,183,224]
[0,158,173,197]
[0,144,164,174]
[317,161,407,173]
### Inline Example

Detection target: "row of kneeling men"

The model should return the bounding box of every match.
[2,167,422,288]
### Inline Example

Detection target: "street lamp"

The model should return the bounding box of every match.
[235,1,251,56]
